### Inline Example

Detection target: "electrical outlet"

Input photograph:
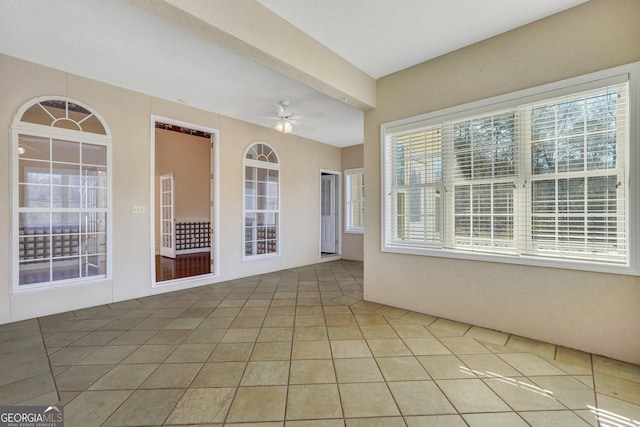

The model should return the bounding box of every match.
[131,205,145,214]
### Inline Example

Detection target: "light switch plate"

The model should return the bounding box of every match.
[131,205,145,214]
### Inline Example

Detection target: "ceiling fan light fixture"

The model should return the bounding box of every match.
[275,119,292,134]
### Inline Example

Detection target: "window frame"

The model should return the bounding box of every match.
[242,142,280,260]
[381,62,639,276]
[11,96,113,293]
[344,168,364,234]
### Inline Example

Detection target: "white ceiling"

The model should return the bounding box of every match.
[257,0,589,79]
[1,0,587,147]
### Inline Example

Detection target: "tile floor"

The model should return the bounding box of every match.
[0,260,639,426]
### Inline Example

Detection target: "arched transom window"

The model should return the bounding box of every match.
[243,143,279,258]
[12,97,112,291]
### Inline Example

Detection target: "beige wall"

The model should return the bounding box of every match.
[154,129,211,250]
[364,0,640,364]
[0,54,341,322]
[342,144,364,261]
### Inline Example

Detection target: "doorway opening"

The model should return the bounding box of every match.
[320,170,341,258]
[151,117,218,284]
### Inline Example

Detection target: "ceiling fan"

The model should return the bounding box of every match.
[274,100,294,134]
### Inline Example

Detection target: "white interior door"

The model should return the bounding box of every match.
[160,173,176,258]
[321,174,337,253]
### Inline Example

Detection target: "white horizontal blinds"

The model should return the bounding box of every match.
[387,126,443,246]
[524,82,628,263]
[444,110,518,254]
[382,78,629,266]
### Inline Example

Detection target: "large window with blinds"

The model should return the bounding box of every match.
[382,66,637,274]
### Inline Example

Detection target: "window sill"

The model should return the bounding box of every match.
[345,229,364,235]
[381,244,638,276]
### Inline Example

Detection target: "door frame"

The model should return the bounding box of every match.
[319,169,342,259]
[150,115,220,286]
[159,173,176,259]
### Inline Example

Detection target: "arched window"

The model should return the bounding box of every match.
[243,142,279,258]
[12,97,111,291]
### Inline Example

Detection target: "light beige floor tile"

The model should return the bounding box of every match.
[593,355,640,383]
[89,364,157,390]
[331,340,373,358]
[436,379,511,413]
[404,414,467,426]
[555,346,593,372]
[293,325,329,341]
[458,353,522,378]
[231,316,265,328]
[375,306,409,319]
[286,383,342,420]
[108,330,156,345]
[574,409,599,427]
[403,338,451,356]
[287,420,344,427]
[388,380,457,415]
[439,337,490,354]
[0,372,57,405]
[594,371,640,405]
[140,363,201,388]
[76,345,138,364]
[429,318,471,335]
[165,317,204,330]
[328,326,364,340]
[241,360,290,385]
[55,364,113,391]
[354,314,389,326]
[184,327,226,344]
[251,342,292,361]
[334,358,384,383]
[290,359,336,384]
[208,343,254,362]
[65,390,132,426]
[345,417,404,427]
[391,324,434,338]
[530,375,595,408]
[325,314,357,326]
[484,376,566,411]
[221,328,260,343]
[339,382,400,418]
[295,315,326,327]
[147,329,191,345]
[594,393,640,422]
[258,327,293,342]
[264,316,296,328]
[104,388,183,426]
[47,346,101,366]
[417,355,469,380]
[291,340,332,359]
[166,388,235,424]
[122,344,177,363]
[376,356,430,381]
[462,412,529,426]
[397,311,438,326]
[519,410,592,426]
[0,357,51,387]
[506,335,556,358]
[499,352,567,376]
[191,361,247,387]
[67,330,123,347]
[165,343,214,363]
[367,339,412,357]
[464,326,509,346]
[360,325,398,339]
[226,386,287,423]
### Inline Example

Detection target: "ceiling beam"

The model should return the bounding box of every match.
[126,0,376,111]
